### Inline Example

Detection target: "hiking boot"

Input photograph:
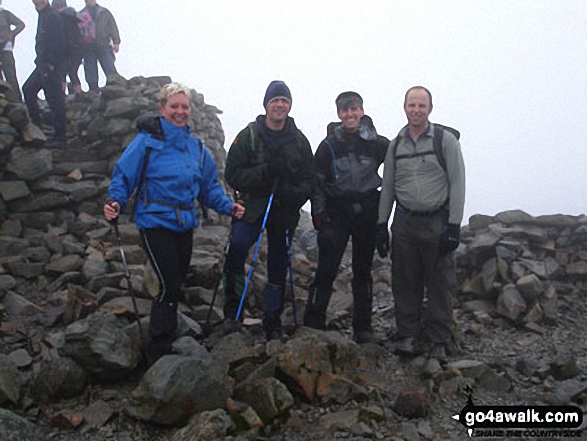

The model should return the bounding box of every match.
[394,337,421,356]
[222,318,242,335]
[45,136,67,148]
[263,316,283,341]
[353,331,378,344]
[429,343,448,364]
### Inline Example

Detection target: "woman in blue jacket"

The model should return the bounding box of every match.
[104,82,244,364]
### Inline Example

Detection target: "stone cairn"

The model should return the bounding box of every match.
[0,75,585,439]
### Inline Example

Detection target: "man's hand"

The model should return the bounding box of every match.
[112,44,120,53]
[438,223,460,256]
[375,222,390,258]
[312,212,330,230]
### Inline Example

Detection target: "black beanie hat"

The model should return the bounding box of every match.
[263,81,292,108]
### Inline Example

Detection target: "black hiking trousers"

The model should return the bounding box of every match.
[306,201,377,333]
[140,227,193,361]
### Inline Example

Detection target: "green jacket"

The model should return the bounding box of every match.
[81,4,120,47]
[225,116,314,227]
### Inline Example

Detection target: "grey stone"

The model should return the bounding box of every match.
[497,284,527,321]
[46,254,84,274]
[233,377,294,423]
[0,408,48,441]
[6,147,52,180]
[59,310,141,381]
[128,353,231,425]
[516,274,543,303]
[0,181,30,202]
[33,357,88,399]
[0,354,21,406]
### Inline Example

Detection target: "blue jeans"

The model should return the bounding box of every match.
[22,64,66,139]
[82,44,117,90]
[223,210,289,317]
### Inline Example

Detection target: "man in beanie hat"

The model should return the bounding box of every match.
[0,0,25,101]
[23,0,66,147]
[223,80,314,340]
[304,91,389,344]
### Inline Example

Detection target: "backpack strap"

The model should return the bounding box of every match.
[393,124,460,175]
[433,125,446,173]
[322,139,339,186]
[128,146,152,222]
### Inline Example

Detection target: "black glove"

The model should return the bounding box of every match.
[312,212,330,230]
[438,223,460,256]
[375,222,390,258]
[268,157,288,178]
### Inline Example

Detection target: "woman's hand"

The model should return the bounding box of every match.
[104,201,121,221]
[231,202,245,220]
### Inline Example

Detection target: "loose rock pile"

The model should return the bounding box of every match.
[0,76,585,440]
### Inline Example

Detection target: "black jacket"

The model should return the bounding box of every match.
[35,5,65,71]
[312,115,389,218]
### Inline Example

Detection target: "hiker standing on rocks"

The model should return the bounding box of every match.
[304,92,388,344]
[52,0,82,94]
[223,80,314,340]
[104,83,245,364]
[23,0,67,148]
[0,0,25,101]
[80,0,120,90]
[376,86,465,363]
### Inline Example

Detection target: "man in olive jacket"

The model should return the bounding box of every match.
[223,80,314,340]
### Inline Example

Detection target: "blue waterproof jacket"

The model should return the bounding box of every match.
[108,118,233,232]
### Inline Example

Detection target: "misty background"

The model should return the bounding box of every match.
[4,0,586,225]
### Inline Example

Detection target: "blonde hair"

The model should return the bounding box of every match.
[157,82,192,107]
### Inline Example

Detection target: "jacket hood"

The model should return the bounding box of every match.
[327,115,378,142]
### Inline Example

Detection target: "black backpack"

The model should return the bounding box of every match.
[62,12,82,52]
[393,124,460,173]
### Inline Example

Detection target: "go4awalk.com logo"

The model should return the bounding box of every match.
[452,388,583,438]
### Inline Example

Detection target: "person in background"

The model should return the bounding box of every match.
[80,0,120,90]
[52,0,82,94]
[23,0,66,148]
[223,80,314,340]
[376,86,465,363]
[104,82,244,364]
[0,0,25,101]
[304,91,388,344]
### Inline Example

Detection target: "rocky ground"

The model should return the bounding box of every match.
[0,77,585,440]
[1,213,586,441]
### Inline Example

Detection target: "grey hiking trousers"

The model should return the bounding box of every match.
[391,208,456,344]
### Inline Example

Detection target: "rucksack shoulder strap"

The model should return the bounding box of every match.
[247,122,257,150]
[322,138,339,186]
[433,125,447,173]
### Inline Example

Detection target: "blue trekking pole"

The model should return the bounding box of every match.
[285,228,298,329]
[235,192,275,322]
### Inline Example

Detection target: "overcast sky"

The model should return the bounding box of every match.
[5,0,587,224]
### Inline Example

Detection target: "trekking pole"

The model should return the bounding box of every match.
[203,218,235,334]
[235,192,275,322]
[111,218,147,357]
[285,228,298,329]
